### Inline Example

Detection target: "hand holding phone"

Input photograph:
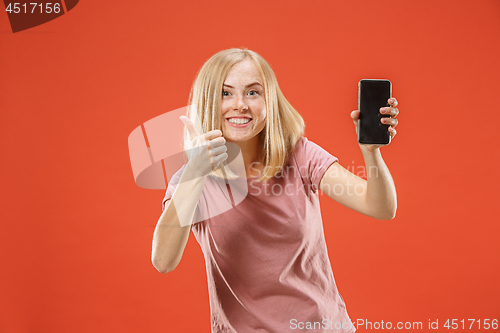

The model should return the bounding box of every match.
[357,79,393,145]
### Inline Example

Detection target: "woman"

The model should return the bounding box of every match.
[151,48,398,333]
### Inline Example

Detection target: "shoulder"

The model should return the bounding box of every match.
[291,136,307,154]
[291,136,324,159]
[292,136,339,190]
[287,136,325,171]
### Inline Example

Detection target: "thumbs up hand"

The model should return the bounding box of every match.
[179,116,228,179]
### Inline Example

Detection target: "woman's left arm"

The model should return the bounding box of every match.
[319,98,399,220]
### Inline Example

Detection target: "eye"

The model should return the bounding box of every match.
[248,90,259,96]
[222,90,230,96]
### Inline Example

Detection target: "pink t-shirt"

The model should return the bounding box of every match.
[162,137,355,333]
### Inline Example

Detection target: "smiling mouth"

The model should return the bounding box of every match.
[227,118,252,125]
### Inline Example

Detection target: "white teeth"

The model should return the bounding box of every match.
[228,118,250,124]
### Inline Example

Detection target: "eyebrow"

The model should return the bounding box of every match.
[223,82,263,89]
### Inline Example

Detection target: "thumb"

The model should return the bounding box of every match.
[179,116,200,140]
[350,110,359,134]
[350,110,360,122]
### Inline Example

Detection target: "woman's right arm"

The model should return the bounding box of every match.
[151,116,227,274]
[151,165,207,274]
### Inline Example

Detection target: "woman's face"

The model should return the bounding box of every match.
[221,59,266,144]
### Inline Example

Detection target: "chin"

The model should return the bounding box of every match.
[225,135,247,142]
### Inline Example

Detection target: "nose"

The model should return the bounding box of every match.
[232,93,248,111]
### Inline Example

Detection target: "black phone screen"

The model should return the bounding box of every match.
[358,79,392,145]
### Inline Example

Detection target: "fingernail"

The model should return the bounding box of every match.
[380,108,386,113]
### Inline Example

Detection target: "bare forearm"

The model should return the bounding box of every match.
[362,148,397,219]
[151,166,206,273]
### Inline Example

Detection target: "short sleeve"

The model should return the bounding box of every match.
[299,137,339,192]
[161,164,187,211]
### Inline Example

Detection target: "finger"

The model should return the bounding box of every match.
[207,136,226,148]
[350,110,359,136]
[210,143,228,156]
[350,110,360,121]
[380,107,399,118]
[180,116,200,139]
[381,117,398,127]
[212,152,229,168]
[388,97,398,108]
[203,129,223,142]
[389,127,397,138]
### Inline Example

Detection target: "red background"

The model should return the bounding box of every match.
[1,1,499,332]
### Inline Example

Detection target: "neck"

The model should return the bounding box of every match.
[227,134,263,179]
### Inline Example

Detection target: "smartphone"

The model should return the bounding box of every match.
[358,79,392,145]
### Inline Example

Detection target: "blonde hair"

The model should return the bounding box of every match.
[184,48,305,182]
